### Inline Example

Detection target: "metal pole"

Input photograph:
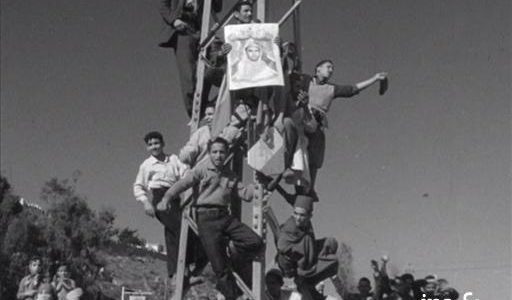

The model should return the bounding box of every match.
[190,0,213,133]
[278,0,302,26]
[292,0,302,70]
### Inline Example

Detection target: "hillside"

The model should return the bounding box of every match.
[97,247,218,300]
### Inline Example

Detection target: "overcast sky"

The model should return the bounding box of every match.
[1,0,510,299]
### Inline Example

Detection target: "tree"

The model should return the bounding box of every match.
[118,228,145,246]
[41,177,118,298]
[0,175,120,299]
[0,175,50,298]
[0,175,12,204]
[0,175,22,242]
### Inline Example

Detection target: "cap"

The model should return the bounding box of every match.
[294,195,314,212]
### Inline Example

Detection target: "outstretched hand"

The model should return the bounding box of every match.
[371,259,379,272]
[375,72,388,81]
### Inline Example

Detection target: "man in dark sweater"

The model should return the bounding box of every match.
[276,195,339,300]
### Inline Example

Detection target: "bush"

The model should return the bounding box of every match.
[0,175,122,299]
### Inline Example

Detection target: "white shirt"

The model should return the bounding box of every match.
[133,154,189,202]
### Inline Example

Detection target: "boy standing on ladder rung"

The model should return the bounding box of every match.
[158,137,265,300]
[133,131,207,285]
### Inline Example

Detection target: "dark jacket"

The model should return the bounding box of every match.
[276,216,318,278]
[159,0,223,48]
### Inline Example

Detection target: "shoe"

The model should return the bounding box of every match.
[266,173,283,191]
[188,275,204,286]
[180,275,204,296]
[282,168,297,184]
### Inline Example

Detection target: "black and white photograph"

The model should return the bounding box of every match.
[1,1,510,300]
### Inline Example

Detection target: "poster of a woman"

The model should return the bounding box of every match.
[225,23,284,90]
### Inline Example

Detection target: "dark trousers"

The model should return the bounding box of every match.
[152,188,206,277]
[305,127,326,189]
[203,66,224,99]
[174,34,199,117]
[197,208,264,300]
[282,117,321,199]
[283,117,298,170]
[296,238,339,300]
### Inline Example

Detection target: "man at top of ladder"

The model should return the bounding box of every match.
[159,0,223,117]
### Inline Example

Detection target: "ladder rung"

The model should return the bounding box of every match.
[233,270,256,300]
[184,213,199,235]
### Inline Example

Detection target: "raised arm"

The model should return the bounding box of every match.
[373,256,390,300]
[179,130,202,167]
[354,72,387,93]
[158,169,200,210]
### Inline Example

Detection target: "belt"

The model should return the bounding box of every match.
[195,205,228,210]
[195,206,229,214]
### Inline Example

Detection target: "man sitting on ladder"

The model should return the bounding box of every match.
[276,195,340,300]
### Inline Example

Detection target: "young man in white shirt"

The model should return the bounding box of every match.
[133,131,206,284]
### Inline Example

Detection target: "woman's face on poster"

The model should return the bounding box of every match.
[245,44,261,61]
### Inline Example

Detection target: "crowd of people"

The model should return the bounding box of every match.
[133,0,389,300]
[16,257,82,300]
[262,256,461,300]
[331,256,461,300]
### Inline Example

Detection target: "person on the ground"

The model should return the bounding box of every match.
[265,269,298,300]
[371,256,393,299]
[346,277,375,300]
[386,277,413,300]
[35,282,56,300]
[17,257,43,300]
[435,279,459,300]
[51,265,77,300]
[420,275,437,298]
